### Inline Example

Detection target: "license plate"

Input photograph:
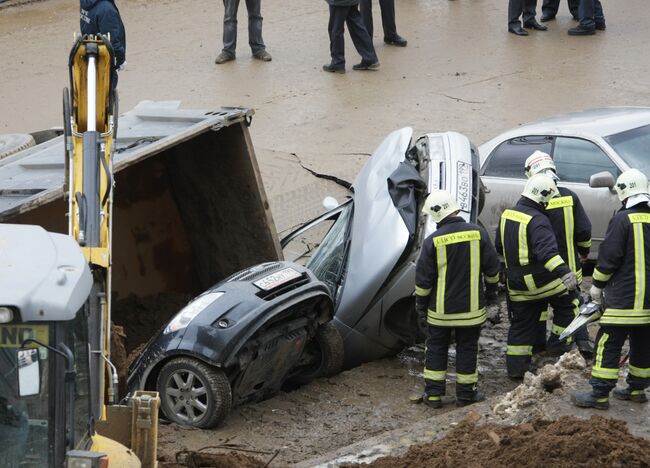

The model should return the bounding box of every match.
[0,324,49,348]
[254,267,302,291]
[456,161,472,212]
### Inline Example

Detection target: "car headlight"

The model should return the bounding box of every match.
[164,292,225,334]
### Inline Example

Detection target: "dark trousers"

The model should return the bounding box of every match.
[508,0,537,28]
[424,326,481,400]
[222,0,266,57]
[328,5,378,68]
[578,0,605,29]
[590,326,650,395]
[541,0,579,19]
[359,0,398,40]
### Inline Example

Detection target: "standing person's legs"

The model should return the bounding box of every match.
[522,0,538,25]
[378,0,398,40]
[455,326,481,403]
[578,0,595,29]
[533,307,549,354]
[547,291,580,351]
[541,0,559,19]
[593,0,605,26]
[568,0,580,19]
[346,7,379,64]
[626,326,650,392]
[508,0,525,28]
[327,5,348,69]
[359,0,374,39]
[589,326,626,396]
[222,0,240,57]
[506,299,546,378]
[424,326,452,406]
[245,0,266,54]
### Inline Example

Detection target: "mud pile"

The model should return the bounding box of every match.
[356,415,650,468]
[160,449,267,468]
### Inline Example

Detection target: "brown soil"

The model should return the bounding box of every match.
[110,323,130,398]
[160,449,268,468]
[356,415,650,468]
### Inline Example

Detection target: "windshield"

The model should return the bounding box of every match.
[0,323,52,468]
[306,202,353,298]
[605,124,650,175]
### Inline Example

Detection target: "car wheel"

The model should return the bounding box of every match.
[157,357,231,428]
[290,322,344,385]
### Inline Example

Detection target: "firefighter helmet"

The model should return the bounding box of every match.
[521,174,557,206]
[615,169,649,201]
[524,151,559,180]
[423,190,460,223]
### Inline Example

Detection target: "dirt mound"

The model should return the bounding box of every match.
[160,449,268,468]
[110,323,129,398]
[354,414,650,468]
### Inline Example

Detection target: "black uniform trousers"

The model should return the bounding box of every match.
[359,0,398,41]
[508,0,537,28]
[577,0,604,29]
[507,291,578,377]
[424,326,481,400]
[590,326,650,396]
[541,0,578,19]
[328,5,378,69]
[534,290,585,352]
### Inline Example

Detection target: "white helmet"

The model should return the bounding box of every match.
[524,151,559,180]
[521,174,558,206]
[423,190,460,223]
[615,169,649,202]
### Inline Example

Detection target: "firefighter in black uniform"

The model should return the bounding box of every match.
[573,169,650,409]
[496,174,579,379]
[415,190,501,408]
[524,151,594,358]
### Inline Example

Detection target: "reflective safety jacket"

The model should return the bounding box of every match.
[546,187,592,284]
[415,217,500,327]
[495,197,571,302]
[592,205,650,326]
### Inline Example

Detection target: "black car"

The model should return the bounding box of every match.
[127,261,343,428]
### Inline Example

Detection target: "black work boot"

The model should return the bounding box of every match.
[613,386,648,403]
[456,392,485,407]
[572,391,609,409]
[423,394,443,408]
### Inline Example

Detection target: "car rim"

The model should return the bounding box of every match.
[164,369,209,424]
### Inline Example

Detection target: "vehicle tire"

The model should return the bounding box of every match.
[478,177,486,216]
[0,133,35,159]
[157,357,231,428]
[290,322,344,385]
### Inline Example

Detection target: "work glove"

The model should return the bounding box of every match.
[561,271,578,291]
[415,296,429,335]
[589,285,603,305]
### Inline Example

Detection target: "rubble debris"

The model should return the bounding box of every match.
[350,415,650,467]
[160,450,267,468]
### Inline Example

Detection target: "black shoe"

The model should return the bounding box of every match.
[508,25,529,36]
[384,35,407,47]
[524,20,548,30]
[456,392,485,407]
[322,63,345,74]
[352,61,380,71]
[572,391,609,409]
[253,50,272,62]
[540,14,555,22]
[546,341,573,357]
[613,386,648,403]
[595,22,606,30]
[423,395,443,408]
[214,51,235,64]
[568,25,596,35]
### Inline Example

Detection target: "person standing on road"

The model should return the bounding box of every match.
[496,174,579,379]
[568,0,605,35]
[324,0,380,73]
[523,151,594,359]
[573,169,650,409]
[215,0,272,64]
[80,0,126,86]
[540,0,578,22]
[507,0,547,36]
[415,190,501,408]
[359,0,407,47]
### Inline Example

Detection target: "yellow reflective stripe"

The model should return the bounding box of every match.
[600,316,650,325]
[550,323,566,336]
[577,269,583,285]
[426,395,442,401]
[500,215,508,269]
[507,345,532,356]
[469,239,480,311]
[524,274,536,291]
[593,332,612,380]
[427,309,486,327]
[634,223,645,310]
[457,372,479,384]
[433,230,481,247]
[427,308,486,321]
[577,239,592,248]
[544,255,565,272]
[485,272,500,284]
[572,298,580,316]
[539,309,549,321]
[424,369,447,381]
[628,213,650,224]
[546,195,573,210]
[564,206,577,274]
[518,223,529,266]
[502,209,532,225]
[436,245,447,314]
[508,279,566,302]
[632,390,646,395]
[593,268,612,282]
[415,286,432,296]
[592,367,619,380]
[628,365,650,378]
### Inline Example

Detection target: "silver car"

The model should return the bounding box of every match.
[479,107,650,258]
[282,128,479,368]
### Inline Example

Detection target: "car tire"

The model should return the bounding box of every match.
[157,357,231,428]
[0,133,35,160]
[290,322,344,385]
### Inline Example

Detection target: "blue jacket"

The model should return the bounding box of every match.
[80,0,126,67]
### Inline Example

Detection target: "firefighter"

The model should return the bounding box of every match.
[523,151,594,358]
[415,190,501,408]
[496,174,579,379]
[573,169,650,409]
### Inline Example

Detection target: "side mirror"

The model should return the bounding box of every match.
[322,196,339,211]
[589,171,615,189]
[17,348,40,397]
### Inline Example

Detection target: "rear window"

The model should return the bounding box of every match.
[605,124,650,176]
[483,136,553,178]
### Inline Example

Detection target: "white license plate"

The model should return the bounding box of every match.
[456,161,472,212]
[254,267,302,291]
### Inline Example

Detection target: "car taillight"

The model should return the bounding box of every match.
[65,450,108,468]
